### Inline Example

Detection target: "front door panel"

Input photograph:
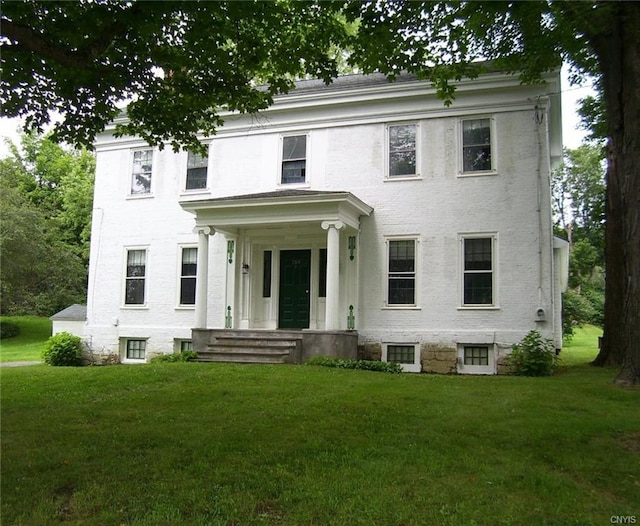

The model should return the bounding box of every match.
[279,250,311,329]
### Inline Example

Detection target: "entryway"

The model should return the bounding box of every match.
[278,249,311,329]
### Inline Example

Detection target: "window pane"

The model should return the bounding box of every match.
[388,345,415,364]
[283,136,306,160]
[132,150,152,194]
[180,340,193,352]
[187,151,208,169]
[462,119,491,172]
[318,248,327,298]
[126,339,146,360]
[388,278,415,304]
[127,250,146,277]
[263,250,272,298]
[389,240,415,272]
[125,279,145,304]
[464,346,489,365]
[464,238,492,271]
[181,248,197,276]
[281,160,306,184]
[389,125,416,176]
[180,277,196,305]
[186,167,208,190]
[464,273,493,305]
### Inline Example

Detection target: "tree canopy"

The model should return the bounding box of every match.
[2,1,638,383]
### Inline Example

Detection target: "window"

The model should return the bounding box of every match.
[462,236,495,306]
[125,249,147,305]
[462,118,492,173]
[383,343,420,372]
[464,346,489,366]
[458,343,494,374]
[186,150,208,190]
[131,149,153,194]
[281,135,306,184]
[388,124,417,177]
[180,340,193,353]
[180,247,197,305]
[262,250,272,298]
[387,239,416,306]
[126,339,146,361]
[318,248,327,298]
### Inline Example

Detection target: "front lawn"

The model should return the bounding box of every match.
[1,329,638,525]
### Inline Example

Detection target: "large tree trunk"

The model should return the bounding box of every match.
[590,2,640,384]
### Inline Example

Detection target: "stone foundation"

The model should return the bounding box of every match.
[421,344,458,374]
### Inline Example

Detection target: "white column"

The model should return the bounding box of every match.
[194,226,214,329]
[322,220,344,330]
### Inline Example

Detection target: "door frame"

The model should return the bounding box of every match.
[278,249,312,329]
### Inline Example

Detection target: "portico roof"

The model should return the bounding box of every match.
[180,189,373,231]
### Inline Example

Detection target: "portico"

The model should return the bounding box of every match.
[180,190,373,335]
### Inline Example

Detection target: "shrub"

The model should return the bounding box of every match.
[0,320,20,339]
[306,356,403,374]
[508,330,557,377]
[42,332,83,366]
[150,351,198,363]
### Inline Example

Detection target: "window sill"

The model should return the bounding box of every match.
[175,305,195,311]
[180,189,210,197]
[382,305,421,310]
[457,170,498,178]
[121,305,149,310]
[277,182,310,189]
[121,358,147,365]
[126,193,154,200]
[457,306,500,311]
[384,175,422,182]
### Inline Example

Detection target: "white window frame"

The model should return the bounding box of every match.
[459,233,498,309]
[177,245,197,308]
[123,247,149,308]
[174,339,194,354]
[384,236,420,309]
[385,122,420,180]
[457,343,496,375]
[279,133,309,186]
[130,148,154,195]
[121,338,147,364]
[184,145,210,192]
[458,116,496,176]
[383,343,421,373]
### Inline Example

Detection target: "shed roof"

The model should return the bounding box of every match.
[50,304,87,321]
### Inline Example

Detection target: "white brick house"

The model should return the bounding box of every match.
[77,70,568,373]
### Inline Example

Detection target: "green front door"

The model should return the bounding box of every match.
[279,250,311,329]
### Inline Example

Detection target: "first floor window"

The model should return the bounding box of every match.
[318,248,327,297]
[125,249,147,305]
[263,250,272,298]
[281,135,306,184]
[387,345,415,364]
[464,346,489,366]
[462,118,492,173]
[462,236,494,306]
[388,123,417,177]
[126,339,146,360]
[131,149,153,194]
[186,149,208,190]
[387,239,416,305]
[180,340,194,353]
[180,247,197,305]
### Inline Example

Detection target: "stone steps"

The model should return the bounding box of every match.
[195,333,302,364]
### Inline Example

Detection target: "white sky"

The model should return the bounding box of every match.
[0,64,594,158]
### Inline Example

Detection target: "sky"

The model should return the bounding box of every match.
[0,64,594,158]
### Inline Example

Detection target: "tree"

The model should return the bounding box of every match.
[0,133,94,315]
[2,1,638,384]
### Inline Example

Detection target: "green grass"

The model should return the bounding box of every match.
[559,325,603,367]
[1,325,638,526]
[0,316,51,362]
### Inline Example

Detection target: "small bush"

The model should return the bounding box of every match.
[150,351,198,363]
[42,332,83,366]
[508,330,557,377]
[306,356,403,374]
[0,320,20,339]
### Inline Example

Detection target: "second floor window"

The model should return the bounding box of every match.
[131,150,153,194]
[388,124,416,177]
[186,150,208,190]
[281,135,306,184]
[462,118,492,173]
